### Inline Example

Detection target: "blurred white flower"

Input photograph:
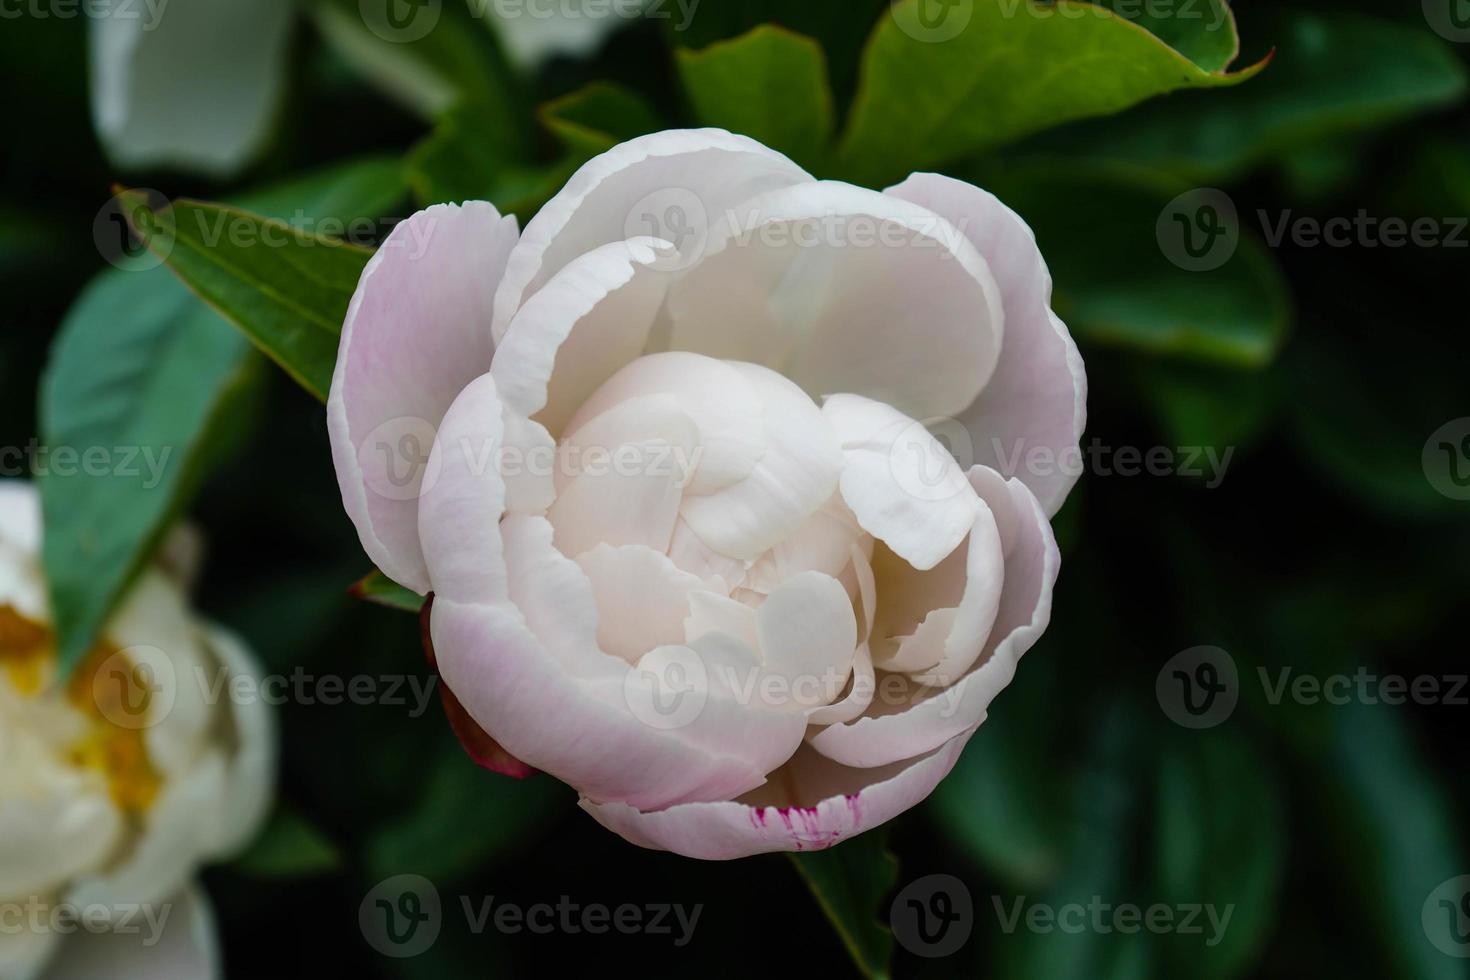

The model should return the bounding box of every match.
[88,0,644,177]
[0,482,274,980]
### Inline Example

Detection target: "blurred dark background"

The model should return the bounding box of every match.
[1,1,1466,976]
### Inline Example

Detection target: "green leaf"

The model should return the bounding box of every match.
[979,163,1290,366]
[312,0,529,149]
[1313,702,1467,980]
[1131,359,1279,454]
[1154,731,1286,980]
[232,803,345,879]
[40,158,405,676]
[1034,11,1468,183]
[366,745,565,884]
[676,25,835,170]
[539,81,664,158]
[351,568,426,614]
[40,273,258,676]
[788,832,898,980]
[119,191,372,402]
[931,655,1065,890]
[836,0,1266,185]
[994,700,1148,980]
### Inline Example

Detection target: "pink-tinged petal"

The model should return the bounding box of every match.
[42,884,219,980]
[665,181,1004,422]
[491,128,811,341]
[416,372,511,605]
[743,495,866,596]
[886,173,1087,516]
[421,596,535,779]
[328,202,519,593]
[580,728,974,860]
[678,363,842,561]
[667,518,748,589]
[806,642,875,727]
[824,393,979,571]
[807,468,1058,768]
[430,596,803,810]
[577,544,720,665]
[547,395,699,559]
[491,238,675,435]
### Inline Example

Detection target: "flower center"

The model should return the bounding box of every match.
[0,603,163,813]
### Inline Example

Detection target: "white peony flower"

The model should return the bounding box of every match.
[327,129,1086,859]
[0,482,274,979]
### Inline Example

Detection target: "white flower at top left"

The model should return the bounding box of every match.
[0,482,274,980]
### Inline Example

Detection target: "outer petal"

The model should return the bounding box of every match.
[665,181,1005,422]
[885,173,1087,516]
[807,468,1059,768]
[197,624,276,858]
[580,728,974,860]
[329,203,519,594]
[491,129,811,339]
[41,884,220,980]
[89,0,292,177]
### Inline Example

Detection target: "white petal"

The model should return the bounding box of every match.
[756,572,858,710]
[196,624,275,859]
[824,393,979,571]
[492,238,675,435]
[678,363,842,561]
[89,0,293,176]
[578,544,720,665]
[548,395,699,558]
[42,884,220,980]
[492,129,811,339]
[666,180,1004,421]
[886,174,1087,516]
